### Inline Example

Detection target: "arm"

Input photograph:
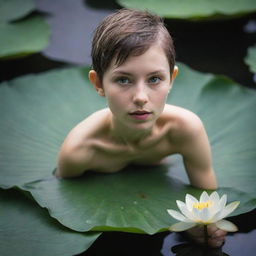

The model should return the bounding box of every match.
[174,112,217,190]
[55,111,103,178]
[55,124,96,179]
[55,145,93,178]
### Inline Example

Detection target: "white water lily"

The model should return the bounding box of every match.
[167,191,240,232]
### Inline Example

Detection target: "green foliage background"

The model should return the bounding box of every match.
[0,0,49,59]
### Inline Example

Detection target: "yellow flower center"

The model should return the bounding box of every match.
[193,201,212,210]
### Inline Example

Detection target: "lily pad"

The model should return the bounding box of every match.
[0,189,100,256]
[0,67,105,188]
[168,73,256,195]
[22,168,255,234]
[0,15,50,59]
[244,44,256,73]
[117,0,256,19]
[0,63,255,234]
[0,0,35,22]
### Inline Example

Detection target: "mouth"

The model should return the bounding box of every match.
[129,110,152,120]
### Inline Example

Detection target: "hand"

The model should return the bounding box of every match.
[185,224,227,248]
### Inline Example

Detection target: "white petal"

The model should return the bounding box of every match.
[211,211,222,222]
[169,222,197,232]
[209,191,220,206]
[200,191,209,203]
[209,200,220,219]
[192,208,201,220]
[215,219,238,232]
[218,201,240,219]
[208,207,218,220]
[210,195,227,222]
[199,207,210,222]
[185,194,198,211]
[218,194,227,210]
[167,209,188,222]
[176,200,196,221]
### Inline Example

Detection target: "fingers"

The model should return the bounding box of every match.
[208,224,226,235]
[208,223,227,237]
[185,224,227,248]
[207,224,227,248]
[208,236,225,248]
[210,229,227,238]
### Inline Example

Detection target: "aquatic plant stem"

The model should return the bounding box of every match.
[204,225,208,247]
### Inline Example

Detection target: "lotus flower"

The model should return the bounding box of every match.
[167,191,240,232]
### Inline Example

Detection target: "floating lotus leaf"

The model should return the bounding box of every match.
[117,0,256,19]
[244,44,256,73]
[0,67,105,188]
[168,71,256,195]
[0,63,255,234]
[0,189,100,256]
[0,15,50,59]
[22,169,255,234]
[0,0,35,22]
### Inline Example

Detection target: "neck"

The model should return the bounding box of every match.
[109,115,153,147]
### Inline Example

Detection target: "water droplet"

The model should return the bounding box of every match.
[86,219,92,224]
[133,201,138,205]
[120,206,125,210]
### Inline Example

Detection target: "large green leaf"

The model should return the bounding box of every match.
[0,15,50,59]
[117,0,256,19]
[0,63,255,234]
[168,72,256,195]
[244,44,256,73]
[0,189,100,256]
[0,0,35,22]
[22,169,255,234]
[0,67,105,188]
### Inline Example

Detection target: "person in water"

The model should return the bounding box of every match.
[56,8,226,247]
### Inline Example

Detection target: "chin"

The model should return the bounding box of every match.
[128,121,155,132]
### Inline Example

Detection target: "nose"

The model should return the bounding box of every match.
[133,84,148,107]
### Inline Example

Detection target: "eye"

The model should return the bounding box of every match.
[148,76,161,85]
[116,77,131,85]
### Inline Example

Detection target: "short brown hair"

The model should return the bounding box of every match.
[91,8,175,81]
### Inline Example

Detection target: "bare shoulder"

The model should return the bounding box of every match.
[56,108,110,177]
[61,108,109,149]
[163,104,205,141]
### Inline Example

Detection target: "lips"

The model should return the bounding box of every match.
[129,110,152,120]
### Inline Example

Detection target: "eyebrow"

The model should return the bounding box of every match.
[112,69,166,76]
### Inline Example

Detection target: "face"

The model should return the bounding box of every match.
[91,43,177,132]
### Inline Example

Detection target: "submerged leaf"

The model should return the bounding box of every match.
[117,0,256,19]
[0,189,100,256]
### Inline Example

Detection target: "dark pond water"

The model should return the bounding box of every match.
[78,209,256,256]
[0,0,255,255]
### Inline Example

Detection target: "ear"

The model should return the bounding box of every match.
[171,65,178,81]
[168,65,178,92]
[88,70,105,97]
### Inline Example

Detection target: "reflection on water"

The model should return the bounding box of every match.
[80,210,255,255]
[171,243,229,256]
[161,230,256,256]
[80,222,255,256]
